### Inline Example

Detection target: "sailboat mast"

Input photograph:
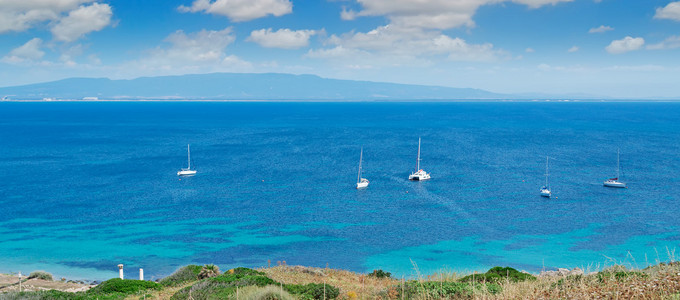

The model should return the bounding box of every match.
[187,144,191,170]
[416,137,421,171]
[545,156,549,187]
[357,147,363,183]
[616,148,620,179]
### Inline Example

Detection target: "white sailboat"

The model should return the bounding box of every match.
[540,156,551,198]
[409,137,431,181]
[177,144,197,176]
[603,149,626,188]
[356,147,369,189]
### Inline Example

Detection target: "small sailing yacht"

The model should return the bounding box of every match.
[409,137,431,181]
[356,147,369,189]
[603,149,626,188]
[177,144,197,176]
[540,156,551,198]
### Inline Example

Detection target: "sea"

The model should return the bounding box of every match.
[0,101,678,281]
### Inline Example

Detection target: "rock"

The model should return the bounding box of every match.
[569,268,584,276]
[540,268,584,277]
[539,270,559,277]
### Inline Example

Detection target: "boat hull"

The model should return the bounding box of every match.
[409,174,431,181]
[356,182,369,189]
[177,170,197,176]
[540,190,551,197]
[603,181,626,188]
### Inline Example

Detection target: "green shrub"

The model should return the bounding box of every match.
[230,267,266,276]
[0,290,129,300]
[284,283,340,300]
[238,285,296,300]
[210,273,276,287]
[159,265,202,286]
[88,278,161,295]
[367,269,391,279]
[170,280,237,300]
[28,271,53,281]
[459,267,536,283]
[389,280,500,298]
[170,269,278,300]
[198,264,221,279]
[597,271,648,282]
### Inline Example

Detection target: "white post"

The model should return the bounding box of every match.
[18,272,22,292]
[118,264,124,279]
[139,268,144,281]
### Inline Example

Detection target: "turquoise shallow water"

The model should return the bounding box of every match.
[0,102,678,280]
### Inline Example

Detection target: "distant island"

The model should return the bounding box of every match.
[0,73,507,101]
[1,72,631,102]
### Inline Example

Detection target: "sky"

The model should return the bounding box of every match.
[1,0,680,98]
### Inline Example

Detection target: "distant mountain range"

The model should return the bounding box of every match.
[0,72,624,101]
[0,73,512,100]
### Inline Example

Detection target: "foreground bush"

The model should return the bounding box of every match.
[87,278,161,295]
[238,285,296,300]
[28,271,53,281]
[389,280,500,298]
[367,269,391,279]
[0,290,131,300]
[160,265,202,286]
[171,268,275,300]
[459,266,536,283]
[597,270,648,282]
[284,283,340,300]
[198,264,221,279]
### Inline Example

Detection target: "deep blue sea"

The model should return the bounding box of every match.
[1,102,679,281]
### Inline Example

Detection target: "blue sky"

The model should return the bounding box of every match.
[1,0,680,98]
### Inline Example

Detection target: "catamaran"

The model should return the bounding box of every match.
[540,156,551,198]
[409,137,431,181]
[177,144,197,176]
[603,149,626,188]
[356,147,369,189]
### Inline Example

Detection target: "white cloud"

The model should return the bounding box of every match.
[247,28,317,49]
[51,3,112,42]
[512,0,573,9]
[567,46,579,52]
[343,0,573,30]
[132,27,252,73]
[647,35,680,50]
[588,25,613,33]
[1,37,45,63]
[0,0,95,33]
[178,0,292,22]
[525,47,535,53]
[309,24,504,67]
[605,36,644,54]
[654,1,680,21]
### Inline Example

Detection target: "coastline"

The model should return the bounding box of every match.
[1,262,678,299]
[2,99,680,103]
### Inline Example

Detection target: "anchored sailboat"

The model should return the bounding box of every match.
[604,149,626,188]
[540,156,551,198]
[356,147,369,189]
[409,137,431,181]
[177,144,197,176]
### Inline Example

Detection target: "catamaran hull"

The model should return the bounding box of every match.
[540,190,551,197]
[409,175,431,181]
[177,170,197,176]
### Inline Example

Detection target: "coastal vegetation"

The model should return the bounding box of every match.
[1,262,679,299]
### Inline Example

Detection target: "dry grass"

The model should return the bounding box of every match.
[486,262,680,300]
[258,262,680,300]
[259,265,398,299]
